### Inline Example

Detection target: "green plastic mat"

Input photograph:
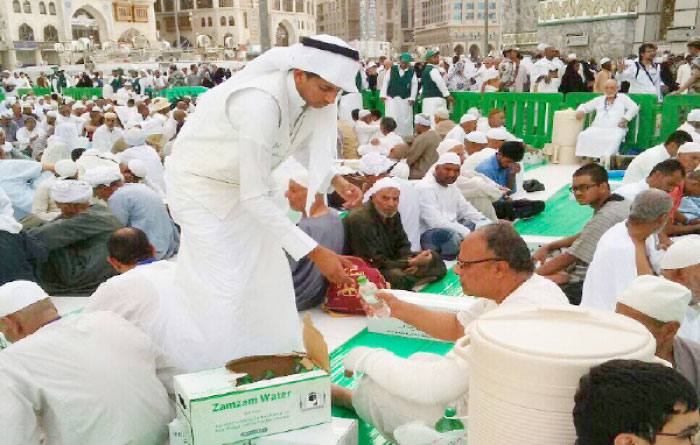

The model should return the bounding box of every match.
[330,329,454,444]
[524,160,547,172]
[419,266,463,296]
[513,184,593,236]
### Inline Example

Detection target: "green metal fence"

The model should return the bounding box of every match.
[62,87,104,100]
[155,86,209,101]
[16,87,52,98]
[658,95,700,142]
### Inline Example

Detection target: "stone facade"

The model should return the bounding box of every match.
[538,17,638,59]
[501,0,538,50]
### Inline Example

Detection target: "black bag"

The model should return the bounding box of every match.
[523,179,545,193]
[493,199,545,221]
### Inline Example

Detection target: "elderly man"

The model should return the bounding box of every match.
[85,167,178,260]
[0,281,177,444]
[164,36,363,363]
[27,179,121,295]
[92,112,123,153]
[660,236,700,343]
[581,189,670,311]
[334,224,568,440]
[380,53,417,137]
[616,275,700,396]
[535,164,630,304]
[622,131,694,185]
[677,142,700,175]
[476,108,507,135]
[345,177,446,290]
[615,158,685,202]
[16,115,47,160]
[27,159,78,223]
[575,79,640,159]
[116,127,166,191]
[393,113,441,179]
[284,171,344,310]
[530,44,562,91]
[0,111,19,145]
[416,153,491,260]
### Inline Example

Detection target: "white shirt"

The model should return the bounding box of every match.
[617,59,663,100]
[576,94,640,128]
[92,124,124,153]
[612,179,650,202]
[533,78,559,93]
[415,173,491,238]
[16,126,47,157]
[379,65,418,101]
[581,221,664,311]
[677,64,692,93]
[445,125,466,145]
[530,58,561,91]
[0,312,177,445]
[354,120,380,146]
[153,76,166,88]
[358,131,403,157]
[678,304,700,343]
[621,144,670,185]
[462,147,496,171]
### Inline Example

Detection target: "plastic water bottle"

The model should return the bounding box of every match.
[357,275,391,318]
[435,407,465,432]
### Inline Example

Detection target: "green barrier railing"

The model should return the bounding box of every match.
[658,95,700,142]
[62,87,103,100]
[16,87,52,98]
[449,91,482,122]
[156,86,209,100]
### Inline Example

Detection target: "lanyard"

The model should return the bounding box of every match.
[637,61,657,86]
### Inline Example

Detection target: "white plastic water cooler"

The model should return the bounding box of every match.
[546,108,584,164]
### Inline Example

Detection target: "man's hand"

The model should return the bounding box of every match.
[332,175,363,208]
[532,245,550,264]
[408,100,414,106]
[360,290,403,318]
[307,246,354,286]
[408,250,432,266]
[370,138,380,146]
[511,163,521,174]
[618,118,628,128]
[575,110,585,121]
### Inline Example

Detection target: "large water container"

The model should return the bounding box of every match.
[551,108,584,147]
[465,305,660,445]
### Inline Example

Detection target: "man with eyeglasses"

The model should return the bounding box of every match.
[617,42,664,101]
[574,359,700,445]
[534,163,629,304]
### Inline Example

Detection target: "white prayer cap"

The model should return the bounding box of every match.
[487,127,510,141]
[358,152,395,176]
[358,109,371,119]
[0,281,50,318]
[618,275,691,323]
[367,176,400,196]
[104,112,117,119]
[566,53,577,61]
[437,139,462,155]
[123,127,146,147]
[1,111,12,119]
[678,142,700,154]
[414,113,431,127]
[660,235,700,270]
[46,110,57,118]
[537,43,548,52]
[127,159,148,178]
[71,102,85,111]
[54,159,77,179]
[434,108,450,120]
[367,62,377,69]
[435,152,462,167]
[687,109,700,122]
[600,57,611,65]
[64,97,75,103]
[466,130,488,144]
[50,179,93,204]
[290,169,309,188]
[91,95,98,101]
[83,167,124,187]
[460,113,477,124]
[288,35,362,93]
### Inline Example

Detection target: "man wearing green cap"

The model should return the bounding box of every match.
[421,50,454,122]
[380,53,418,137]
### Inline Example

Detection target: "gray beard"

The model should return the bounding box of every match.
[376,209,398,219]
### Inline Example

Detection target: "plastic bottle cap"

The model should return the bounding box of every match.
[445,407,456,417]
[357,275,367,284]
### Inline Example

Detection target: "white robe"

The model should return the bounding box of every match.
[575,94,640,158]
[16,126,47,159]
[117,145,166,191]
[92,125,124,153]
[357,131,403,157]
[0,312,176,445]
[380,66,418,137]
[354,120,380,146]
[621,144,670,185]
[421,66,450,122]
[0,159,42,219]
[678,304,700,344]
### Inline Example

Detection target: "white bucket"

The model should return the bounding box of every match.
[551,108,583,147]
[465,305,658,445]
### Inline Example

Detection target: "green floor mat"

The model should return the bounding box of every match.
[524,160,547,172]
[330,329,454,444]
[513,184,593,236]
[419,266,463,296]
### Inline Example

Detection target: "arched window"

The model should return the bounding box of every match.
[43,25,59,42]
[18,24,35,41]
[48,2,56,14]
[39,1,46,14]
[13,0,21,13]
[296,0,303,12]
[207,17,212,27]
[201,17,206,27]
[23,0,31,13]
[243,12,248,28]
[156,21,161,31]
[219,0,233,6]
[228,16,234,26]
[220,16,226,26]
[196,0,212,8]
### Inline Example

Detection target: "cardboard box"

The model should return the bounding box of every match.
[174,314,333,444]
[366,290,477,341]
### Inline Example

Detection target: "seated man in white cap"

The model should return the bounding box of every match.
[575,79,639,160]
[345,176,446,290]
[121,159,166,200]
[92,112,124,153]
[16,115,47,160]
[27,179,122,294]
[284,170,345,309]
[358,117,406,157]
[416,152,491,260]
[85,167,178,260]
[354,109,380,146]
[116,126,166,191]
[358,152,421,251]
[661,236,700,343]
[622,130,694,185]
[27,159,78,223]
[392,113,441,179]
[581,189,670,311]
[0,280,177,444]
[462,127,507,171]
[616,275,700,396]
[678,109,700,142]
[445,113,477,145]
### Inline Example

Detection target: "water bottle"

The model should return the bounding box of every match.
[357,275,391,318]
[434,407,465,433]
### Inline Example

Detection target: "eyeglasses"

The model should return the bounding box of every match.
[656,424,700,444]
[569,183,600,193]
[455,258,504,268]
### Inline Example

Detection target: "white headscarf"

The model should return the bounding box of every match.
[52,123,80,149]
[50,179,93,204]
[0,186,21,234]
[83,167,124,187]
[123,127,146,147]
[358,152,396,176]
[365,177,401,198]
[437,139,463,155]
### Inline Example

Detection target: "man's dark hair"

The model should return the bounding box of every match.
[71,148,85,162]
[380,117,397,133]
[573,163,609,184]
[370,109,382,119]
[351,108,360,121]
[498,141,525,162]
[650,158,685,177]
[107,227,153,264]
[688,40,700,51]
[639,43,657,57]
[481,223,534,273]
[666,130,693,146]
[573,359,698,445]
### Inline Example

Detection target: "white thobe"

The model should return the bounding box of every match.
[678,305,700,343]
[76,150,122,179]
[30,175,60,221]
[16,126,47,159]
[621,144,670,185]
[380,66,418,137]
[617,59,663,101]
[612,179,649,202]
[357,131,403,157]
[117,145,166,191]
[0,159,42,219]
[56,114,83,134]
[575,94,640,158]
[92,125,124,153]
[415,173,491,238]
[581,221,664,311]
[445,125,466,144]
[462,147,496,171]
[421,66,451,120]
[0,312,176,445]
[354,120,380,146]
[530,58,561,91]
[339,72,366,125]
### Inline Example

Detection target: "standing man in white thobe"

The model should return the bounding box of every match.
[339,65,366,125]
[420,50,454,122]
[380,53,417,137]
[165,35,363,367]
[575,79,640,159]
[616,43,664,101]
